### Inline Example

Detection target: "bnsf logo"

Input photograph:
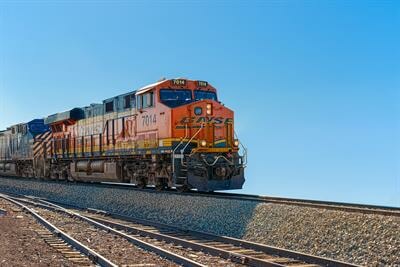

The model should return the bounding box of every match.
[180,117,233,124]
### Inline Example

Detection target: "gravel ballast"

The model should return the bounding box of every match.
[0,177,398,266]
[243,204,400,266]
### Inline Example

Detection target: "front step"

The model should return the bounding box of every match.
[174,157,188,185]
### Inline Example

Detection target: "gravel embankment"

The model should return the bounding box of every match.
[242,204,400,266]
[0,177,399,266]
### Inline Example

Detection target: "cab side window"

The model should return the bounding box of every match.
[105,101,114,113]
[124,94,136,109]
[137,91,154,109]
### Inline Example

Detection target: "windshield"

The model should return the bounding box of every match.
[194,90,218,101]
[160,89,193,108]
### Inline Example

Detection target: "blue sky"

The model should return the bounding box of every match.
[0,1,399,206]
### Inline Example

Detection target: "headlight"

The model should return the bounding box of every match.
[233,140,239,147]
[206,103,212,115]
[200,140,207,147]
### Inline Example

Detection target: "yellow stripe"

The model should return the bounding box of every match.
[51,138,233,156]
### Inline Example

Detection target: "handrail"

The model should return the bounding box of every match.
[202,155,233,166]
[180,124,204,166]
[171,124,188,175]
[234,131,247,167]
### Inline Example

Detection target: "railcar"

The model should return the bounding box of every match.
[1,78,246,192]
[0,119,49,176]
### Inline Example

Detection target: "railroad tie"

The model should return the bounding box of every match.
[139,227,158,231]
[122,264,158,267]
[35,227,94,266]
[209,243,237,249]
[288,265,321,267]
[227,248,259,254]
[267,257,302,264]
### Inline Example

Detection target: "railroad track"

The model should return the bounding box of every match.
[100,181,400,217]
[2,192,360,267]
[0,193,112,267]
[1,176,399,217]
[194,192,400,217]
[0,193,204,267]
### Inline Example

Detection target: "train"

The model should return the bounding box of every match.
[0,78,246,192]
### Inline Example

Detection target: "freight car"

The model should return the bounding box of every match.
[0,78,246,192]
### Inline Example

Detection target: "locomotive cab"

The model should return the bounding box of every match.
[171,100,245,191]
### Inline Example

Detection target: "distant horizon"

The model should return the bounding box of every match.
[1,1,399,206]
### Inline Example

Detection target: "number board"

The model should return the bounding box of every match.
[172,79,186,86]
[197,81,208,87]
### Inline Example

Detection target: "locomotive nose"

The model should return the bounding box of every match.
[185,100,235,150]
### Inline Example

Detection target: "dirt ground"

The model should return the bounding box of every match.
[0,199,76,267]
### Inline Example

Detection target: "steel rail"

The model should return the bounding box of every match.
[6,194,206,267]
[16,194,359,267]
[93,212,358,267]
[199,192,400,216]
[0,193,117,267]
[97,181,400,216]
[85,213,359,267]
[98,181,400,216]
[82,206,361,267]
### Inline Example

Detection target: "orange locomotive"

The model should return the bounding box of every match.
[33,78,246,192]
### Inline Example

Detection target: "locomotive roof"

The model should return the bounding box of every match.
[103,90,136,103]
[136,79,166,95]
[34,78,217,128]
[136,78,216,94]
[104,78,214,101]
[44,108,85,125]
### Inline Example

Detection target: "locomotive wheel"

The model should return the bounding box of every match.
[177,185,190,193]
[155,182,168,191]
[50,173,59,180]
[137,177,146,189]
[155,184,164,191]
[61,171,68,181]
[155,178,167,191]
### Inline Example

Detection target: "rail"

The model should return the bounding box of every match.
[1,175,399,217]
[0,193,117,267]
[5,193,206,267]
[18,194,360,267]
